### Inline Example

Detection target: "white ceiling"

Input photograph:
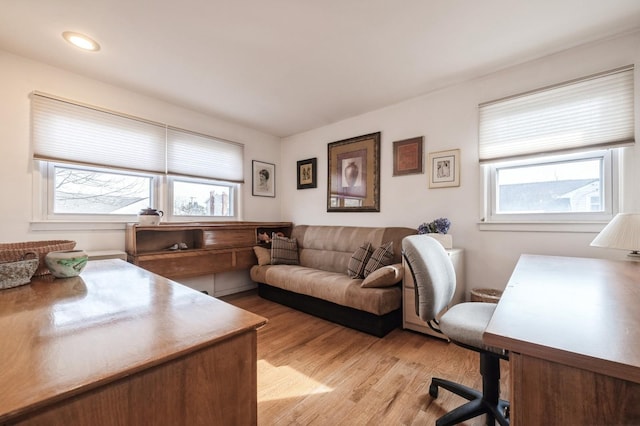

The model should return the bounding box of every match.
[1,1,639,137]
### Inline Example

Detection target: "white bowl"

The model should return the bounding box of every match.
[45,250,88,278]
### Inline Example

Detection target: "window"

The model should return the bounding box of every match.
[169,177,236,218]
[479,66,634,225]
[31,92,244,223]
[49,163,156,216]
[485,150,615,222]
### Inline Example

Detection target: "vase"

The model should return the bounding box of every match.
[425,233,453,249]
[138,208,163,226]
[344,162,359,187]
[45,250,88,278]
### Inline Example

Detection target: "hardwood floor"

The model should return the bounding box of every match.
[222,290,510,426]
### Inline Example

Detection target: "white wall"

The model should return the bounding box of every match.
[3,31,639,297]
[280,31,640,296]
[0,50,282,242]
[0,50,282,292]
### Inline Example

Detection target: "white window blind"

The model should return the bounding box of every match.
[478,66,635,163]
[167,127,244,182]
[32,92,166,173]
[31,92,244,182]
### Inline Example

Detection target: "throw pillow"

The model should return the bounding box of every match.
[363,241,394,277]
[253,246,271,266]
[270,234,299,265]
[361,263,404,288]
[347,242,373,279]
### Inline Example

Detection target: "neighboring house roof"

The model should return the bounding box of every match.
[499,179,599,212]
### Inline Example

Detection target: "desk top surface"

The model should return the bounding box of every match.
[0,259,267,421]
[484,254,640,384]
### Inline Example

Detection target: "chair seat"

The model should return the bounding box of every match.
[439,302,504,355]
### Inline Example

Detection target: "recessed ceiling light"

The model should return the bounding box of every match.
[62,31,100,52]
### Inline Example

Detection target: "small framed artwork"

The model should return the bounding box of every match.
[393,136,423,176]
[327,132,380,212]
[252,160,275,197]
[428,149,460,188]
[297,158,317,189]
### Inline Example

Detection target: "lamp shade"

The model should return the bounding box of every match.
[590,213,640,253]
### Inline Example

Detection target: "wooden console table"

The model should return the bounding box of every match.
[126,221,292,279]
[484,254,640,425]
[0,259,267,425]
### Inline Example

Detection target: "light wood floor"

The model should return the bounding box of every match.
[223,291,510,426]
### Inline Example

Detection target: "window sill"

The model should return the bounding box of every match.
[477,221,607,233]
[30,221,128,232]
[30,218,240,232]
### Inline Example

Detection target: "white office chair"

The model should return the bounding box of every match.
[402,235,509,426]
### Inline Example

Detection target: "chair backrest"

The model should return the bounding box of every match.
[402,235,456,321]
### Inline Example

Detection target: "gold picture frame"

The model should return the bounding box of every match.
[393,136,423,176]
[428,149,460,188]
[327,132,380,212]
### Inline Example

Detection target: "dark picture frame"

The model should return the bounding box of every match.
[297,158,317,189]
[252,160,275,197]
[327,132,380,212]
[428,149,460,188]
[392,136,424,176]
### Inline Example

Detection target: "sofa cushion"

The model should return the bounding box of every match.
[253,246,271,266]
[361,263,404,288]
[271,234,299,265]
[250,264,401,315]
[347,242,373,279]
[364,242,394,277]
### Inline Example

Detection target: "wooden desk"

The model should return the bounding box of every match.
[484,254,640,425]
[0,259,267,425]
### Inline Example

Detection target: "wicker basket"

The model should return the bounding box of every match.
[0,252,39,289]
[0,240,76,276]
[470,288,503,303]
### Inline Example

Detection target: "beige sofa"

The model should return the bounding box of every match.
[250,225,416,337]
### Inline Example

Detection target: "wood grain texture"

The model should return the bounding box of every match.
[511,353,640,426]
[485,254,640,383]
[0,260,266,425]
[126,221,292,278]
[223,290,509,426]
[10,333,258,425]
[485,254,640,425]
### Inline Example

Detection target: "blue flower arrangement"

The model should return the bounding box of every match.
[417,217,451,235]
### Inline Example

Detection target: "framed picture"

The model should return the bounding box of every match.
[252,160,275,197]
[297,157,317,189]
[393,136,423,176]
[327,132,380,212]
[428,149,460,188]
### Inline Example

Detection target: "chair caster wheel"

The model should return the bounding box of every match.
[429,384,439,398]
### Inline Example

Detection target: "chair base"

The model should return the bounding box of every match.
[430,351,509,426]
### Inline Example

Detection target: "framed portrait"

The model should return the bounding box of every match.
[297,157,317,189]
[327,132,380,212]
[393,136,423,176]
[428,149,460,188]
[252,160,275,197]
